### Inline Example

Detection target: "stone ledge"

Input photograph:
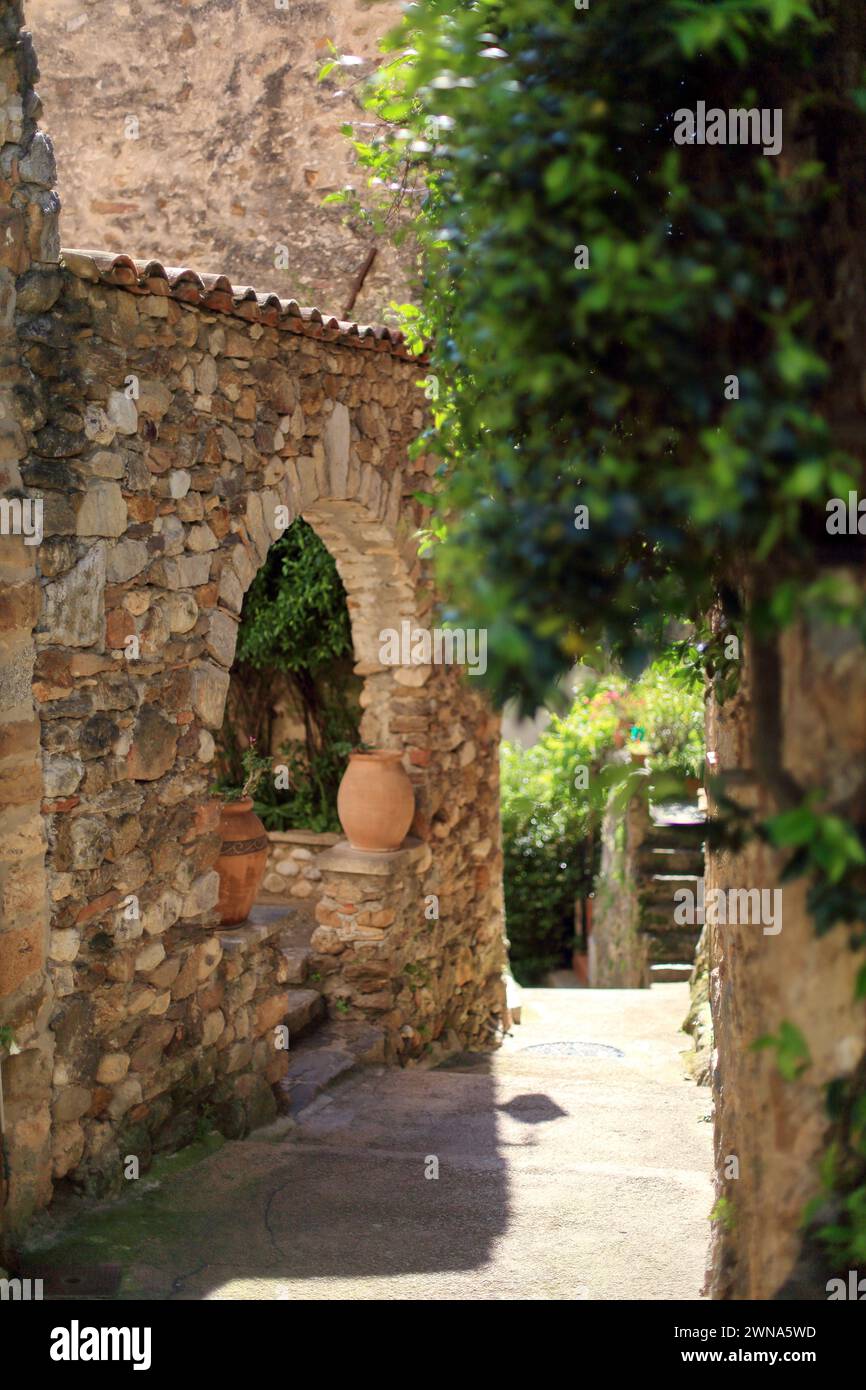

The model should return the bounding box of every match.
[267,828,341,847]
[316,837,425,877]
[219,904,298,954]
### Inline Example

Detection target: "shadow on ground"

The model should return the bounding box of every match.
[19,985,713,1301]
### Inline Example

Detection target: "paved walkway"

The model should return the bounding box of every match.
[25,985,713,1300]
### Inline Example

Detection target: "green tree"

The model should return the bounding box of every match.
[337,0,862,705]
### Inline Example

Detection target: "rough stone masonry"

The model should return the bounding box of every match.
[0,0,506,1249]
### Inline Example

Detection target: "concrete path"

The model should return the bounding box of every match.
[26,984,713,1300]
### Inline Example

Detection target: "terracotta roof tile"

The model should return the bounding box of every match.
[61,249,426,360]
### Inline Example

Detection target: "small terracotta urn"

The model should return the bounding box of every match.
[215,797,269,925]
[337,750,415,852]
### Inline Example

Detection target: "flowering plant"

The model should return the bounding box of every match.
[212,738,272,803]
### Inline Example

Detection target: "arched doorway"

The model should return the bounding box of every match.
[0,251,507,1235]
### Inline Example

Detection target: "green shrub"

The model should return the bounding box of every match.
[215,519,361,828]
[253,737,354,834]
[501,660,704,983]
[630,652,706,782]
[502,675,621,983]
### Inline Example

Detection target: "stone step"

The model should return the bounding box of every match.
[285,987,326,1038]
[237,901,319,986]
[642,823,706,851]
[642,871,702,891]
[637,847,705,875]
[642,928,702,963]
[640,875,703,916]
[280,944,313,985]
[650,963,693,983]
[636,900,706,934]
[278,1019,386,1117]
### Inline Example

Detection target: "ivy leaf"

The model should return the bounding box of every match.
[766,804,819,849]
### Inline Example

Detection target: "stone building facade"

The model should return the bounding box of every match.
[0,1,506,1250]
[26,0,409,323]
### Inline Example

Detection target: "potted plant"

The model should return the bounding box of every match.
[212,739,273,925]
[337,744,415,852]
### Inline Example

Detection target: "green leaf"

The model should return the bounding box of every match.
[752,1020,812,1081]
[766,805,819,849]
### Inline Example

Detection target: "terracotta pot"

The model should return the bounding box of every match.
[572,951,589,986]
[215,797,269,926]
[337,750,415,852]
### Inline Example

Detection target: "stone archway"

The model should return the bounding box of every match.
[0,245,507,1238]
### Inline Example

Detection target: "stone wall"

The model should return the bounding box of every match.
[706,602,866,1299]
[0,231,506,1242]
[27,0,408,323]
[589,790,650,989]
[590,780,704,989]
[47,911,308,1197]
[260,827,339,904]
[0,0,61,1249]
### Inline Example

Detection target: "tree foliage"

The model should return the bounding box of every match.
[215,519,360,830]
[338,0,863,703]
[502,659,704,983]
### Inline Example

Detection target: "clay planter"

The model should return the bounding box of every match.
[215,797,269,926]
[337,750,415,853]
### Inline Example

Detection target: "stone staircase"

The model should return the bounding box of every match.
[249,904,386,1116]
[637,805,706,984]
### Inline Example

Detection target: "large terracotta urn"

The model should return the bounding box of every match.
[337,750,415,852]
[215,797,269,925]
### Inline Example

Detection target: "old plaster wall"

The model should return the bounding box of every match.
[26,0,409,322]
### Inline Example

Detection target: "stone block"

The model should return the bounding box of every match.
[0,921,43,994]
[106,390,138,436]
[181,871,220,919]
[106,539,148,583]
[39,542,105,647]
[191,660,230,728]
[153,554,212,590]
[126,704,178,781]
[205,608,238,669]
[76,480,127,538]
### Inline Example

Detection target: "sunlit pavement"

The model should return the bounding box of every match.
[25,984,713,1301]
